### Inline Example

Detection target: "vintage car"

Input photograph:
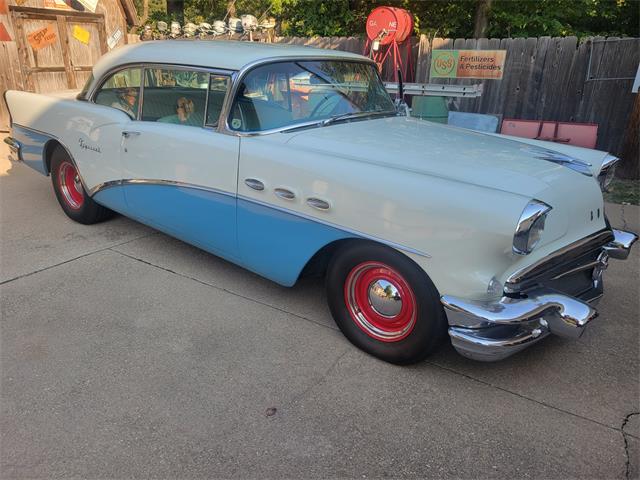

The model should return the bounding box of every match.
[4,41,637,364]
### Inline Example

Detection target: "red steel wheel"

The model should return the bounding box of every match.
[327,241,447,364]
[344,261,417,342]
[57,160,84,210]
[50,145,114,224]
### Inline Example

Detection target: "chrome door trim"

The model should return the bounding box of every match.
[89,178,236,198]
[237,194,431,258]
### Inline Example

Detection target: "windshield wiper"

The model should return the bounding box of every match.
[321,110,395,127]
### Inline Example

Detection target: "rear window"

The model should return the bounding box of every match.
[141,68,209,126]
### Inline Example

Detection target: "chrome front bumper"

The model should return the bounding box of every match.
[441,229,638,361]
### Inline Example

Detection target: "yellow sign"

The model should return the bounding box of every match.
[27,24,57,51]
[431,50,507,80]
[72,25,90,44]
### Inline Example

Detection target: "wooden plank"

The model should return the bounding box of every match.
[511,37,539,118]
[96,17,108,53]
[11,13,34,91]
[542,36,577,120]
[25,65,65,72]
[9,5,105,21]
[415,34,429,83]
[56,15,76,88]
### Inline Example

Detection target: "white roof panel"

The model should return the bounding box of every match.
[92,40,369,80]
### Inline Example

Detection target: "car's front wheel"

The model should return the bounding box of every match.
[326,241,447,364]
[50,146,114,224]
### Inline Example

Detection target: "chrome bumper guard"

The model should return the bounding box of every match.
[441,228,637,362]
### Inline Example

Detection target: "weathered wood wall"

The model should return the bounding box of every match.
[0,0,131,130]
[277,35,639,157]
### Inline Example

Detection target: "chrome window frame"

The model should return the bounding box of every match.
[88,62,235,128]
[89,64,145,120]
[218,56,383,137]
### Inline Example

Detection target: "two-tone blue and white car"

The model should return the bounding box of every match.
[4,40,637,363]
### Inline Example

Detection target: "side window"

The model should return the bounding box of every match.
[206,75,230,126]
[94,68,141,118]
[141,68,208,127]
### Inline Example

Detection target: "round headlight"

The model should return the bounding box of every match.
[513,200,552,255]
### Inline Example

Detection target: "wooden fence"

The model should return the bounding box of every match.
[277,35,639,158]
[2,34,638,159]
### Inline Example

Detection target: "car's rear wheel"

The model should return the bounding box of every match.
[326,241,447,364]
[50,146,114,224]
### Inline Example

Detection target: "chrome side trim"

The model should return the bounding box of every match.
[90,180,430,258]
[12,124,89,191]
[505,229,614,292]
[89,178,236,198]
[238,194,431,258]
[604,229,638,260]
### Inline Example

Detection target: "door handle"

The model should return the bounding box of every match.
[122,131,141,138]
[244,178,265,191]
[274,188,295,200]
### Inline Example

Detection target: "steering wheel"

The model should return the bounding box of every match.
[310,94,341,118]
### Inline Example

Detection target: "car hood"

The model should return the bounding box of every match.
[284,116,601,198]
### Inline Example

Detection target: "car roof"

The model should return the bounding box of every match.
[92,40,370,79]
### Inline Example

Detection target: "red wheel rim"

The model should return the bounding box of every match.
[58,161,84,209]
[344,261,417,342]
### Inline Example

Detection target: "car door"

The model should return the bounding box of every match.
[118,67,240,260]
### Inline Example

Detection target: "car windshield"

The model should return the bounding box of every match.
[228,60,396,132]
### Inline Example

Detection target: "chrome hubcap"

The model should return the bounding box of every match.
[344,261,417,342]
[368,279,403,318]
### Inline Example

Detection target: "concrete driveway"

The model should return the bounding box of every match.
[1,146,638,479]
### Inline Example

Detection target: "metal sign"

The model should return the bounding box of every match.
[430,50,506,80]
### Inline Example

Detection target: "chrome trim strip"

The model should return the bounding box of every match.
[505,229,614,291]
[551,258,603,280]
[237,193,431,258]
[218,56,378,137]
[88,62,236,104]
[91,179,431,258]
[12,124,90,191]
[89,178,236,198]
